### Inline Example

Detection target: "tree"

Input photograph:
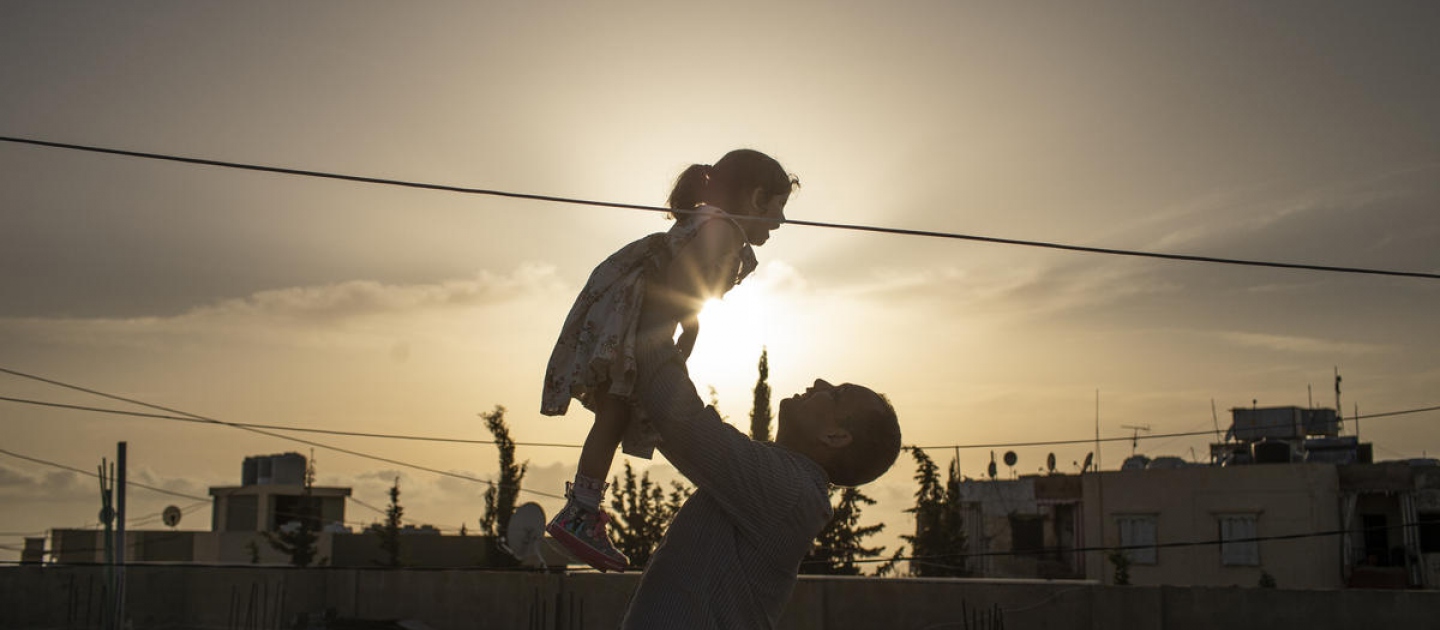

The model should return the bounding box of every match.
[608,460,692,568]
[479,406,527,538]
[245,538,260,564]
[902,448,969,577]
[1107,549,1131,585]
[367,477,404,567]
[801,486,889,575]
[478,405,526,567]
[750,347,772,441]
[263,454,320,567]
[873,546,907,577]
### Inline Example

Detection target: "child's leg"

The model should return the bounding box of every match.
[549,394,631,572]
[571,394,630,510]
[578,394,629,481]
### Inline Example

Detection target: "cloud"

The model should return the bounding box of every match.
[1136,164,1440,270]
[1211,331,1392,356]
[747,260,809,293]
[0,265,566,350]
[903,163,1440,327]
[834,265,969,300]
[184,265,563,323]
[0,464,92,503]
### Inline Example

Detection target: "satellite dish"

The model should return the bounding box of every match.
[1003,451,1018,467]
[99,506,115,525]
[987,451,997,479]
[162,505,183,528]
[1082,452,1094,473]
[503,502,547,568]
[1047,453,1057,473]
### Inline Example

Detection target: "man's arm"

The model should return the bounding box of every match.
[632,326,814,539]
[665,219,743,312]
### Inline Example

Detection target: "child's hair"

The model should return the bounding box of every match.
[668,149,801,215]
[827,392,902,487]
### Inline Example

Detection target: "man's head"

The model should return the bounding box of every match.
[775,379,902,487]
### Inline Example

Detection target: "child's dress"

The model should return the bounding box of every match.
[541,206,757,458]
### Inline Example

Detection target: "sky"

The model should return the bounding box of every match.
[2,1,1438,566]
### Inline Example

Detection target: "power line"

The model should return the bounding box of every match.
[0,446,454,538]
[913,404,1440,452]
[7,519,1423,572]
[806,518,1430,569]
[0,395,579,449]
[0,556,563,572]
[348,496,388,517]
[910,430,1221,452]
[5,388,1437,455]
[0,366,563,500]
[1352,405,1440,420]
[0,447,209,502]
[3,135,1437,281]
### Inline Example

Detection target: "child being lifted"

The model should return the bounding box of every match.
[539,149,797,571]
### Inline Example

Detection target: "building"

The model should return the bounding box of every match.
[957,473,1084,579]
[44,452,566,568]
[959,404,1438,589]
[1082,462,1343,588]
[1339,460,1440,588]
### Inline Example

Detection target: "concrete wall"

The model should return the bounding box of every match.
[958,476,1084,580]
[4,566,1439,630]
[1083,463,1342,588]
[48,530,519,569]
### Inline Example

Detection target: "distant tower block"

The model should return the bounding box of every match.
[242,453,308,486]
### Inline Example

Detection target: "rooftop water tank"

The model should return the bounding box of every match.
[1121,455,1151,471]
[1147,456,1187,470]
[1252,439,1292,464]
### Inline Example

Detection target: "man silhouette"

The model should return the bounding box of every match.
[620,322,902,629]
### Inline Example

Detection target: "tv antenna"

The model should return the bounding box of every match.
[1081,452,1094,473]
[1121,424,1151,456]
[501,502,548,569]
[1211,399,1221,441]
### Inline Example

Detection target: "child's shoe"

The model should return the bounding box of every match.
[546,489,629,572]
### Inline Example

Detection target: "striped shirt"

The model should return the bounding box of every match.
[621,327,833,629]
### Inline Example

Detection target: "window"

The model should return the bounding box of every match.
[1218,514,1259,566]
[1419,512,1440,554]
[1116,515,1158,565]
[1010,515,1044,555]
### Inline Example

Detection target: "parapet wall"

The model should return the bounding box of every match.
[2,566,1436,629]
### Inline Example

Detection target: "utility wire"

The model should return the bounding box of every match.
[4,389,1437,454]
[4,518,1420,570]
[910,404,1439,451]
[805,518,1430,568]
[3,135,1437,281]
[348,494,388,514]
[0,395,578,449]
[0,445,451,537]
[0,447,209,502]
[0,367,563,501]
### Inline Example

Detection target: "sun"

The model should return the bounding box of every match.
[683,289,773,401]
[674,270,820,419]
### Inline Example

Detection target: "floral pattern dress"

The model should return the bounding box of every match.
[540,206,757,458]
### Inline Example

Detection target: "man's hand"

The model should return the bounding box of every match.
[677,316,699,361]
